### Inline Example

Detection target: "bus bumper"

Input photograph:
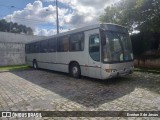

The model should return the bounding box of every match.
[101,62,134,80]
[102,68,134,79]
[109,68,133,78]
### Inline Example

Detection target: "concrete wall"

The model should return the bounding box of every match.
[0,32,45,66]
[0,32,45,43]
[0,42,25,66]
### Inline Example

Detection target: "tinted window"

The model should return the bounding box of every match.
[57,36,69,52]
[35,42,40,53]
[48,38,57,52]
[40,40,48,53]
[70,32,84,51]
[89,34,100,61]
[25,44,30,53]
[30,43,35,53]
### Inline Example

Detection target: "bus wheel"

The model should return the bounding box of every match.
[33,60,38,69]
[70,63,81,78]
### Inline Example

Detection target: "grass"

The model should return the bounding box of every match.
[134,67,160,74]
[0,65,30,71]
[0,64,159,74]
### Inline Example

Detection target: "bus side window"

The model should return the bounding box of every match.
[89,34,100,61]
[48,38,57,52]
[25,44,30,53]
[70,32,84,51]
[40,40,48,53]
[35,42,40,53]
[57,36,69,52]
[30,43,35,53]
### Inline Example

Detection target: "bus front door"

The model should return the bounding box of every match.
[86,30,101,79]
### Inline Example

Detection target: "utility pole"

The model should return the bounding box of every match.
[56,0,59,34]
[10,6,14,32]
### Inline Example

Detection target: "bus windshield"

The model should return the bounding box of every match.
[102,31,133,63]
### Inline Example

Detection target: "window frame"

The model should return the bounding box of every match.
[48,38,57,52]
[89,34,100,62]
[25,44,30,53]
[69,32,84,52]
[40,40,49,53]
[30,43,35,53]
[34,42,40,53]
[57,35,69,52]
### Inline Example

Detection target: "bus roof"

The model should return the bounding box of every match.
[26,23,126,44]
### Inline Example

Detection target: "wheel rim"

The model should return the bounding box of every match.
[72,66,78,76]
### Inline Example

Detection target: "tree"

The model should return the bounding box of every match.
[0,19,33,35]
[100,0,160,57]
[134,0,160,32]
[100,0,160,33]
[100,0,137,32]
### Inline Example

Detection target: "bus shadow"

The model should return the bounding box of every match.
[11,69,135,108]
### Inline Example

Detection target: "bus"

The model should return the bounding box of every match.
[25,23,134,79]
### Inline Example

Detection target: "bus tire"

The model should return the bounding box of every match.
[70,63,81,78]
[33,60,38,69]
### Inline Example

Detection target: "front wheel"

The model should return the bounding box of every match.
[70,63,81,78]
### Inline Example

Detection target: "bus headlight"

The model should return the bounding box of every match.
[105,69,112,73]
[105,69,117,73]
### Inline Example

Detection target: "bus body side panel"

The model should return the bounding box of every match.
[26,53,39,67]
[56,52,69,73]
[38,53,50,69]
[37,52,57,71]
[100,64,111,79]
[26,54,33,67]
[46,52,57,71]
[68,51,88,76]
[80,31,90,77]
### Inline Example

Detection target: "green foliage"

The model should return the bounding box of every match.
[100,0,160,58]
[131,32,160,58]
[0,65,30,71]
[135,0,160,32]
[131,33,148,57]
[0,19,33,35]
[100,0,160,33]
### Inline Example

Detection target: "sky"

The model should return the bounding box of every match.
[0,0,120,36]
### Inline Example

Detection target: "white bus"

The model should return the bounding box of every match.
[25,23,134,79]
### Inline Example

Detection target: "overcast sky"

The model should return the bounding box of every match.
[0,0,120,36]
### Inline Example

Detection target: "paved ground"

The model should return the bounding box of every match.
[0,69,160,120]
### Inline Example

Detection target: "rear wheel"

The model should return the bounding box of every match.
[70,63,81,78]
[33,60,38,69]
